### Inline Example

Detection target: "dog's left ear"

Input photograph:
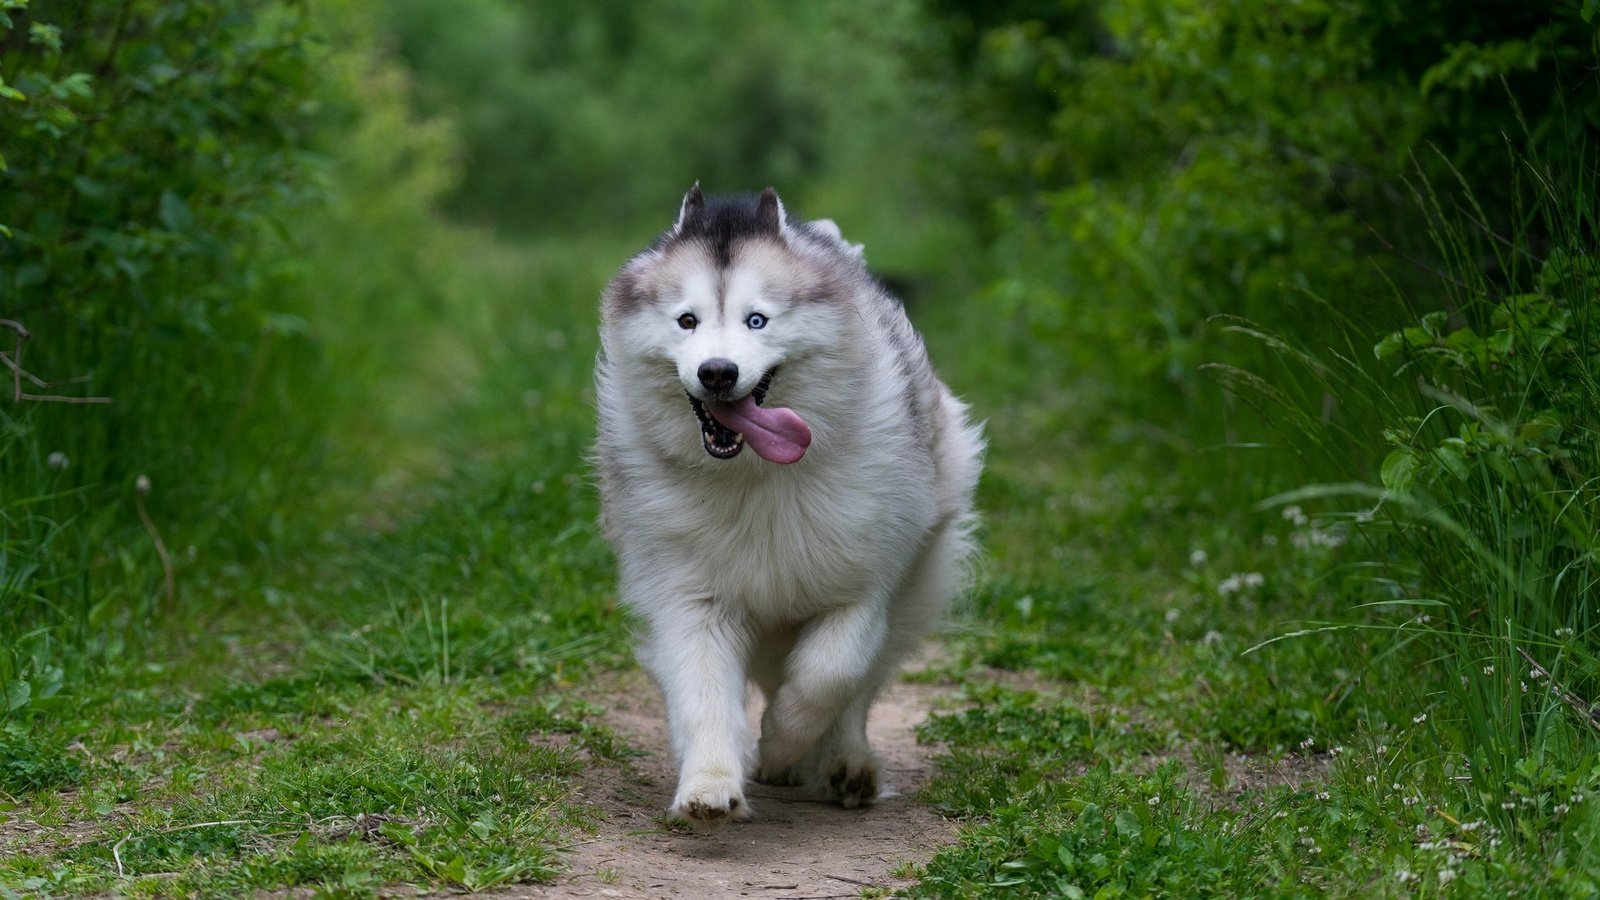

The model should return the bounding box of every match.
[672,182,705,236]
[756,187,789,237]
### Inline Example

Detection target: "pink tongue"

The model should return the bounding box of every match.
[707,395,812,464]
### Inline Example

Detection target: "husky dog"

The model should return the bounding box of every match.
[593,184,983,828]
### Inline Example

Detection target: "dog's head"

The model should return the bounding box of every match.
[601,184,868,464]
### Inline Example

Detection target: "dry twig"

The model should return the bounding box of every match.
[0,317,112,404]
[1517,646,1600,734]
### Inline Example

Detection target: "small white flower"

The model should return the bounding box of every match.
[1522,681,1529,693]
[47,451,69,470]
[1366,775,1378,784]
[1317,791,1330,801]
[1165,608,1180,624]
[1413,713,1427,724]
[1147,795,1161,806]
[1483,665,1495,675]
[1262,534,1279,547]
[1439,869,1458,886]
[1217,572,1265,596]
[1395,869,1417,884]
[1331,746,1344,756]
[1283,505,1309,526]
[1556,803,1570,815]
[1501,801,1516,810]
[1299,737,1315,750]
[1378,745,1388,755]
[1201,630,1224,646]
[1404,796,1419,807]
[1555,627,1575,638]
[1189,549,1208,567]
[1392,783,1402,791]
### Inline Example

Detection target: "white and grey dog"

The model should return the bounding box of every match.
[594,184,983,828]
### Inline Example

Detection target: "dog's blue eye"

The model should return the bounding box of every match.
[677,313,698,330]
[746,313,768,330]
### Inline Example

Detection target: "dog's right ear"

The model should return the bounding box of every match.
[671,182,705,236]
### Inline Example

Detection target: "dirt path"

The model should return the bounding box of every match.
[515,660,959,898]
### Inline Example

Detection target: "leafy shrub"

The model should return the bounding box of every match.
[1366,169,1600,790]
[1,0,325,512]
[0,0,464,705]
[373,0,965,262]
[923,0,1599,403]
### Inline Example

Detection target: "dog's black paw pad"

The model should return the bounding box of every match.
[827,757,881,809]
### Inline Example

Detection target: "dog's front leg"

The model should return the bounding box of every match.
[641,600,753,829]
[756,599,887,803]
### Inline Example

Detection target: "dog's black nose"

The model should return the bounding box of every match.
[698,358,739,393]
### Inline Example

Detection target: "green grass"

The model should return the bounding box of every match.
[4,56,1597,894]
[8,211,1598,895]
[0,229,636,896]
[7,212,1599,897]
[894,183,1594,896]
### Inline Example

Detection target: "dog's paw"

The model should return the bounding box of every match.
[825,749,882,809]
[670,771,751,829]
[753,760,807,787]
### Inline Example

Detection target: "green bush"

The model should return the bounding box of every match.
[922,0,1600,841]
[373,0,969,265]
[0,0,462,707]
[924,0,1598,402]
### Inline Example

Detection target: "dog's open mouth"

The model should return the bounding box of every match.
[687,370,812,464]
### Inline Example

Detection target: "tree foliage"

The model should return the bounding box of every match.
[1,0,324,526]
[922,0,1599,391]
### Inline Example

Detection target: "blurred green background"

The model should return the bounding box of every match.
[2,0,1599,894]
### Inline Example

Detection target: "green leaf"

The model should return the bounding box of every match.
[28,21,60,53]
[4,680,30,712]
[1374,330,1405,360]
[158,190,194,232]
[1381,448,1418,495]
[377,820,416,847]
[1113,807,1141,839]
[1433,439,1470,481]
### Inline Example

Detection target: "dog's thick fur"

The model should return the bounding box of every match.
[593,185,983,828]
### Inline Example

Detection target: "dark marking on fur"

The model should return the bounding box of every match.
[678,182,705,230]
[606,269,652,315]
[657,190,790,268]
[756,186,783,232]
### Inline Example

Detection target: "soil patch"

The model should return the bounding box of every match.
[513,657,959,898]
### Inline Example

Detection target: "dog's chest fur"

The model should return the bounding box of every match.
[619,440,935,623]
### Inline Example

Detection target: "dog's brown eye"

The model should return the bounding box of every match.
[677,313,698,330]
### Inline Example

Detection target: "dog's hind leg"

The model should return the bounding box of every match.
[755,598,888,786]
[809,523,970,807]
[814,678,886,808]
[640,599,755,829]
